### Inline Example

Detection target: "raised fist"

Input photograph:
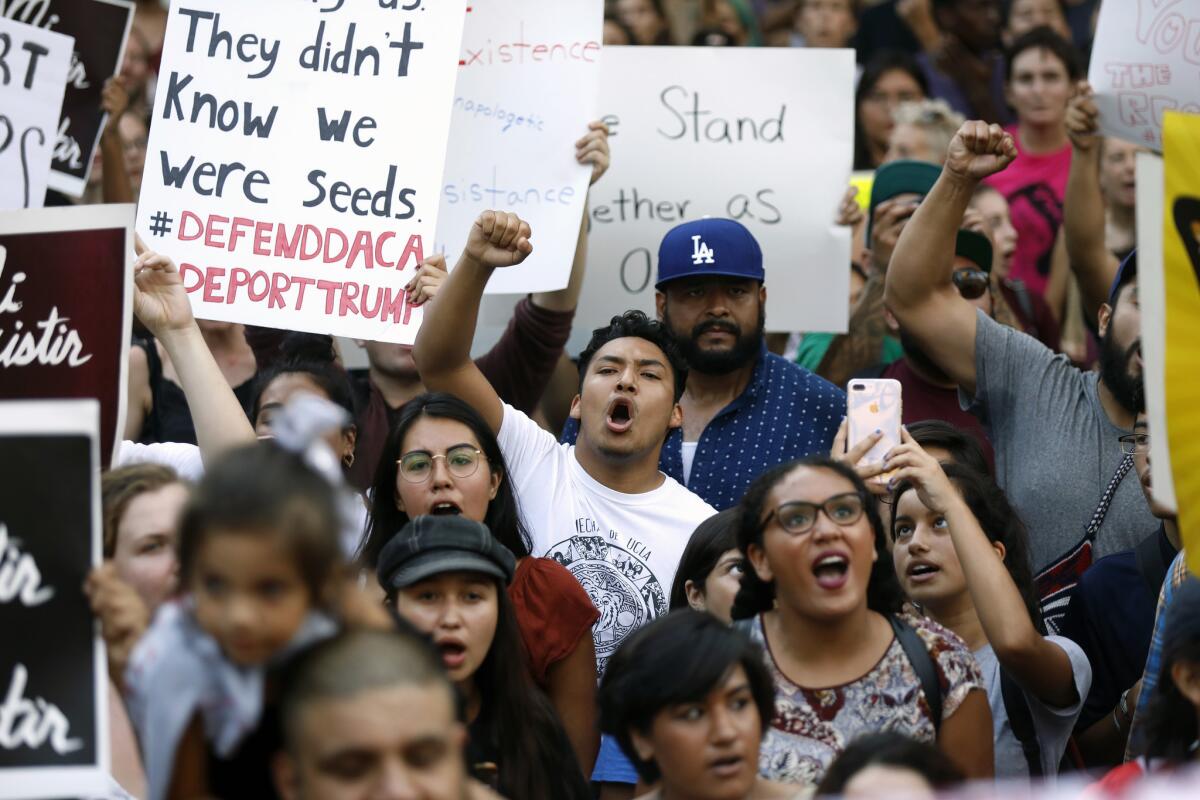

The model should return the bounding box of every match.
[1065,81,1101,152]
[465,210,533,270]
[945,121,1018,182]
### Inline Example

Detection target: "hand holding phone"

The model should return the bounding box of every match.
[846,379,903,484]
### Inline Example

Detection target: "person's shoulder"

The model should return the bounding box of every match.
[764,352,845,396]
[520,556,590,596]
[659,478,718,518]
[1076,549,1138,594]
[903,613,975,658]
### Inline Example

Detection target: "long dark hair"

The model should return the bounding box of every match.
[891,463,1043,634]
[731,456,903,620]
[358,393,531,568]
[669,508,740,610]
[1142,581,1200,761]
[251,334,357,423]
[854,50,929,170]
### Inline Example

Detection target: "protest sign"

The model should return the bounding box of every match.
[1088,0,1200,151]
[435,0,601,294]
[1136,151,1174,513]
[2,0,137,197]
[136,0,468,344]
[0,15,73,209]
[573,46,854,334]
[0,399,107,800]
[1161,111,1200,574]
[0,204,134,466]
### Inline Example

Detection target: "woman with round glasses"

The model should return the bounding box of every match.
[732,456,993,787]
[358,392,601,774]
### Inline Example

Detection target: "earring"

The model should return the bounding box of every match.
[343,451,355,469]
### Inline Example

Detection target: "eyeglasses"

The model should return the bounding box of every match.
[762,493,866,535]
[1119,433,1150,455]
[953,268,990,300]
[397,446,484,483]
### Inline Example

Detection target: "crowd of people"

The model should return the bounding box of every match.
[36,1,1200,799]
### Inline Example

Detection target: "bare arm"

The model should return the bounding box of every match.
[132,242,255,459]
[889,432,1079,708]
[1043,229,1070,322]
[939,689,995,780]
[1063,82,1121,326]
[99,78,134,204]
[413,211,533,433]
[546,632,599,777]
[885,121,1017,396]
[532,121,609,312]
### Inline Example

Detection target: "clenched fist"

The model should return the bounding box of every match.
[464,210,533,270]
[944,121,1018,182]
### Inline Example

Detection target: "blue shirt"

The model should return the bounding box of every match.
[562,346,845,510]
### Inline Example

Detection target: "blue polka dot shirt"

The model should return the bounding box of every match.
[561,344,846,510]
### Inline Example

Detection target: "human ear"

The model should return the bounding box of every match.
[685,579,708,612]
[1097,302,1113,338]
[272,752,300,800]
[747,542,773,583]
[630,727,656,765]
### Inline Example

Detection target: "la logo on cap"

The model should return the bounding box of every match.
[691,235,715,266]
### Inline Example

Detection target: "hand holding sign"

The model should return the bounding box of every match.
[945,121,1018,182]
[576,120,611,186]
[403,253,448,307]
[132,246,194,338]
[1065,81,1101,153]
[99,77,129,138]
[465,211,533,270]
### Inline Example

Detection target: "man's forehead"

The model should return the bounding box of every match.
[301,684,454,746]
[592,336,668,365]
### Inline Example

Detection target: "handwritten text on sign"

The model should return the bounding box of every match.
[136,0,468,344]
[435,0,602,296]
[0,15,72,210]
[574,47,853,335]
[1088,0,1200,151]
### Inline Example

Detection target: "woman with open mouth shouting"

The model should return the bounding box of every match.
[357,392,600,775]
[377,515,592,800]
[732,456,994,787]
[888,430,1092,780]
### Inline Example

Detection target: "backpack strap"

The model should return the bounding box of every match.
[1000,669,1044,777]
[890,616,942,733]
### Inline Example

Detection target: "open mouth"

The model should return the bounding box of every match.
[606,398,634,434]
[437,640,467,670]
[430,501,462,516]
[708,754,745,778]
[907,562,941,583]
[812,553,850,590]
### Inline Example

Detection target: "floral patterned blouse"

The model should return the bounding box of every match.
[745,612,983,786]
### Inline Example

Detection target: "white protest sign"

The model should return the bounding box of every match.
[1088,0,1200,151]
[0,16,73,210]
[574,46,853,334]
[136,0,467,344]
[436,0,601,294]
[1136,151,1176,512]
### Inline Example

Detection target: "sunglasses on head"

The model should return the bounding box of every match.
[952,267,989,300]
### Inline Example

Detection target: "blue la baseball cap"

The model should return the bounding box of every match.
[656,218,764,289]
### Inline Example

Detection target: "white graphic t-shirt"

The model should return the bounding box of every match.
[498,404,716,674]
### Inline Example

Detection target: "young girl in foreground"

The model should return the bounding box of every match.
[888,430,1091,779]
[122,438,347,800]
[378,514,592,799]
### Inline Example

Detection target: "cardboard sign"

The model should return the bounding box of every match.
[0,399,108,800]
[434,0,601,295]
[0,15,73,209]
[136,0,468,344]
[573,46,853,334]
[1161,111,1200,575]
[4,0,137,197]
[0,204,134,466]
[1088,0,1200,151]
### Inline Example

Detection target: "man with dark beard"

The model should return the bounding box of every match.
[885,121,1154,629]
[566,218,844,510]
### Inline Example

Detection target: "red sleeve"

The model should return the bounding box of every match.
[1088,761,1146,796]
[507,557,599,687]
[475,297,575,414]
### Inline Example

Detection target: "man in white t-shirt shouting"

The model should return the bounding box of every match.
[414,210,716,678]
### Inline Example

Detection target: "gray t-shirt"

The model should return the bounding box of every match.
[961,312,1156,571]
[974,637,1092,780]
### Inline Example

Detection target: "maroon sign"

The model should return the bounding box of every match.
[0,205,132,464]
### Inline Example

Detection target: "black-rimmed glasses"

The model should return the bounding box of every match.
[762,493,866,535]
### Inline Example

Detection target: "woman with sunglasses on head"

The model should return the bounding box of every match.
[358,392,600,773]
[733,456,992,788]
[887,430,1091,780]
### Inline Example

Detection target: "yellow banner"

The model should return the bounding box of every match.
[1163,111,1200,576]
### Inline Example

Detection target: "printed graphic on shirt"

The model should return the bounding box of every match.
[546,531,667,674]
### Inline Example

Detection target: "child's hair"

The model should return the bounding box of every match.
[101,463,185,558]
[816,731,964,795]
[178,440,343,604]
[358,392,531,568]
[891,463,1043,633]
[732,456,903,620]
[669,508,741,610]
